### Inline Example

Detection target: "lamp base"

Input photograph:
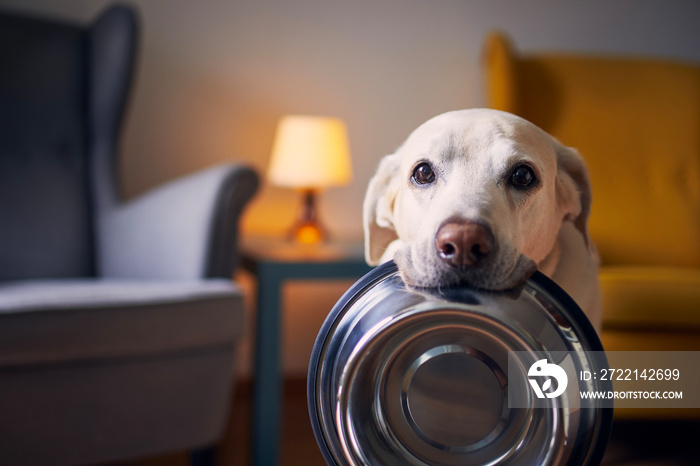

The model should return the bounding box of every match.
[290,221,325,244]
[288,189,327,244]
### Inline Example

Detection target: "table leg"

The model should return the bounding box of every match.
[251,267,283,466]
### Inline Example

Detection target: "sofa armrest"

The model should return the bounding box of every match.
[97,164,258,279]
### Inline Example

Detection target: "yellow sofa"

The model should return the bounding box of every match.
[483,32,700,418]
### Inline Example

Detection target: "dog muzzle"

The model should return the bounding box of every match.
[308,261,612,466]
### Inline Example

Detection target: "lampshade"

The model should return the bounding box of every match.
[267,115,353,189]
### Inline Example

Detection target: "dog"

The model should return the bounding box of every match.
[363,109,601,329]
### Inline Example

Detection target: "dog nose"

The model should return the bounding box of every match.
[435,221,494,268]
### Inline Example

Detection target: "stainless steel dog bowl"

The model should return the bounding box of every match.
[308,261,612,466]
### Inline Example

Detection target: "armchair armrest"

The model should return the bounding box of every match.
[98,163,258,279]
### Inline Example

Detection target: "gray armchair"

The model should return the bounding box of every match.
[0,4,258,465]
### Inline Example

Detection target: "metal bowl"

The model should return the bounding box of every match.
[308,261,612,466]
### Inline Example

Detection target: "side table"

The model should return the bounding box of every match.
[240,237,373,466]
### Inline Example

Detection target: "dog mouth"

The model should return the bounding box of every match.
[393,239,538,293]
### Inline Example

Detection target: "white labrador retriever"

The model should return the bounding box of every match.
[364,109,601,329]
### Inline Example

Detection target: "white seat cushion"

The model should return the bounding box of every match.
[0,278,245,367]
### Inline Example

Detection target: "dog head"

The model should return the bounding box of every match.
[363,109,591,290]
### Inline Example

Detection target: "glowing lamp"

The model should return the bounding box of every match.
[267,115,353,243]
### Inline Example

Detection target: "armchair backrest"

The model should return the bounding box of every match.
[0,5,137,280]
[484,32,700,268]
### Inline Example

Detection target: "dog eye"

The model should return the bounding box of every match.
[412,162,436,185]
[510,165,536,189]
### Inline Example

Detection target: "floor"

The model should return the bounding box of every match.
[601,418,700,466]
[219,378,325,466]
[129,378,699,466]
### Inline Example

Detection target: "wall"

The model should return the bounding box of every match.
[3,0,699,376]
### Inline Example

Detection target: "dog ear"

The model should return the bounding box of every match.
[554,141,594,254]
[363,153,401,265]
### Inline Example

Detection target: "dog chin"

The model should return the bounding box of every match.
[393,241,537,292]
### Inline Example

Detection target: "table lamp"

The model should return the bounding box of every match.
[267,115,353,244]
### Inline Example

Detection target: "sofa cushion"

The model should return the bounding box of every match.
[600,266,700,330]
[0,279,245,367]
